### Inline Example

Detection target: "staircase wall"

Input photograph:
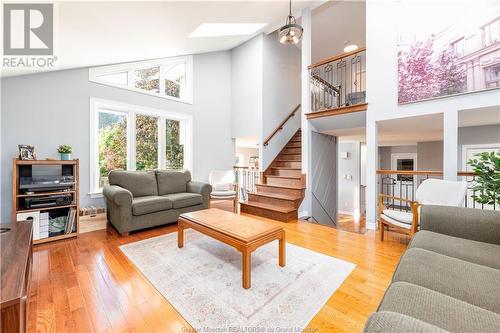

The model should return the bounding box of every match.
[261,31,301,170]
[310,131,337,225]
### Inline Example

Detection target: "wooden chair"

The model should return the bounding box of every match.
[378,179,468,241]
[208,170,238,212]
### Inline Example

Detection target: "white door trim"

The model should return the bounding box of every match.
[461,143,500,171]
[391,153,418,171]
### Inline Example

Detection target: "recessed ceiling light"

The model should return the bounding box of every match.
[343,44,359,53]
[189,23,267,38]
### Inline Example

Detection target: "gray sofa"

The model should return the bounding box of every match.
[103,170,211,235]
[364,205,500,333]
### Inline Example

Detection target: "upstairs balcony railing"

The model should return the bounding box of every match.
[308,47,366,113]
[377,170,497,212]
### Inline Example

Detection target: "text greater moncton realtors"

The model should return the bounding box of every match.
[3,57,56,68]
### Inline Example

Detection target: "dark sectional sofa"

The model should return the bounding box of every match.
[103,169,211,235]
[364,205,500,333]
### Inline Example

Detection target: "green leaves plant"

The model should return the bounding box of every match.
[467,151,500,206]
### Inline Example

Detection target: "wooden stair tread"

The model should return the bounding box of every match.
[280,152,301,155]
[265,175,301,180]
[248,191,300,201]
[256,183,305,190]
[271,167,301,170]
[276,158,302,162]
[241,201,296,213]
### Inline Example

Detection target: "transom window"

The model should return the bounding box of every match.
[90,98,193,195]
[89,56,193,103]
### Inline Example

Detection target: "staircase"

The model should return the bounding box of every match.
[240,130,305,222]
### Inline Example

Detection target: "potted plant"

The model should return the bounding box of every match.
[57,144,73,160]
[467,151,500,206]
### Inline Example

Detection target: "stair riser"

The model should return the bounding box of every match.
[274,161,302,168]
[240,204,297,222]
[272,169,302,177]
[255,184,304,197]
[282,148,301,154]
[266,177,303,187]
[277,154,301,161]
[286,142,302,148]
[247,193,298,209]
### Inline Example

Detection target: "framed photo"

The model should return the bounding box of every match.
[18,145,36,160]
[397,1,500,104]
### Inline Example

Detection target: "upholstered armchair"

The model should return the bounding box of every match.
[378,179,468,241]
[208,170,238,212]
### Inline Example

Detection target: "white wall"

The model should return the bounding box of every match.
[261,32,302,170]
[235,147,259,167]
[365,0,500,229]
[337,142,360,215]
[1,51,235,221]
[231,35,263,140]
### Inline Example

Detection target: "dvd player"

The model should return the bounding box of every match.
[24,194,73,209]
[20,176,75,192]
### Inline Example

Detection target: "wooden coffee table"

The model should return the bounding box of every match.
[178,208,286,289]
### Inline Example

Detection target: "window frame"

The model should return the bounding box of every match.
[89,97,193,197]
[89,55,193,104]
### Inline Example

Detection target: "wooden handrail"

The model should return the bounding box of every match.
[263,104,301,146]
[308,46,366,70]
[377,169,476,176]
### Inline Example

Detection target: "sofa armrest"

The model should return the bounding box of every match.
[420,205,500,245]
[187,181,212,206]
[103,185,133,206]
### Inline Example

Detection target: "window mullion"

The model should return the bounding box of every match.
[128,111,136,171]
[158,116,166,169]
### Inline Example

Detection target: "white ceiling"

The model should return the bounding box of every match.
[311,0,366,63]
[2,1,325,77]
[325,113,445,146]
[458,106,500,127]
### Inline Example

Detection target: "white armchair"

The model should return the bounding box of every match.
[208,170,238,212]
[378,179,468,241]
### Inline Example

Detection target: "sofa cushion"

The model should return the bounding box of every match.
[393,248,500,314]
[108,170,158,197]
[409,230,500,269]
[377,282,500,333]
[364,311,448,333]
[163,192,202,209]
[156,170,191,195]
[132,196,172,216]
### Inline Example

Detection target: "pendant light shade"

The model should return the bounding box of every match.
[279,0,303,45]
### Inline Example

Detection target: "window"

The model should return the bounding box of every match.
[483,18,500,47]
[90,98,192,195]
[451,38,465,57]
[89,56,193,103]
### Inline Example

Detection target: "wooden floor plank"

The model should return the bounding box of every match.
[27,204,407,333]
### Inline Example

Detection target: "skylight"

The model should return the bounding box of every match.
[189,23,267,37]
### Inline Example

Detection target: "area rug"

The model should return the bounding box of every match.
[120,230,355,332]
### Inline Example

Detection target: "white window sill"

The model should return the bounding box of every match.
[88,192,104,199]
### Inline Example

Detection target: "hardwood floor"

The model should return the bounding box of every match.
[336,214,367,234]
[28,207,409,333]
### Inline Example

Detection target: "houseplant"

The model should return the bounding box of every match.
[57,144,73,160]
[467,151,500,206]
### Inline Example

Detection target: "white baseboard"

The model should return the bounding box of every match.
[365,222,377,230]
[338,210,354,215]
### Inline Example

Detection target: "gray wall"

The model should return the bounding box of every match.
[230,35,263,139]
[1,51,234,220]
[458,124,500,168]
[311,132,337,225]
[417,141,443,171]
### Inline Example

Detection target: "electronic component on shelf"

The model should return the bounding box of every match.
[24,194,73,209]
[19,176,75,192]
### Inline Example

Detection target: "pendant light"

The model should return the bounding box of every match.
[279,0,303,45]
